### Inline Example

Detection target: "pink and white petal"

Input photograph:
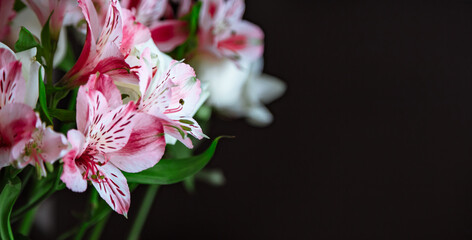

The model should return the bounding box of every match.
[139,66,172,116]
[94,55,139,85]
[150,20,188,52]
[151,113,192,148]
[122,0,167,26]
[199,0,223,31]
[23,0,68,38]
[78,0,101,44]
[165,61,201,117]
[163,124,193,148]
[39,127,69,163]
[60,129,88,192]
[61,0,139,87]
[61,149,88,192]
[76,86,91,133]
[120,9,151,56]
[216,20,264,62]
[88,101,138,153]
[0,103,37,158]
[108,113,165,173]
[16,48,41,108]
[0,61,25,108]
[86,73,122,109]
[221,0,244,24]
[96,0,123,52]
[137,48,153,99]
[60,24,94,86]
[174,116,206,140]
[91,163,130,216]
[0,44,17,66]
[67,129,87,158]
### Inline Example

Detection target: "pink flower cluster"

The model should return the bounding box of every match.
[0,46,68,176]
[58,0,205,216]
[0,0,278,217]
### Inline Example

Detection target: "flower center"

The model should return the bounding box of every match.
[76,148,109,182]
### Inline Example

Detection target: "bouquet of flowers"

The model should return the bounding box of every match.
[0,0,285,238]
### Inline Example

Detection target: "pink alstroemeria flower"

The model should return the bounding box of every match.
[0,47,38,168]
[198,0,264,63]
[17,117,69,177]
[135,48,206,148]
[0,44,68,173]
[121,0,191,52]
[59,0,138,87]
[22,0,69,39]
[61,73,165,215]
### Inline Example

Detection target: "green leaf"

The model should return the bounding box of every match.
[124,136,230,185]
[12,165,62,222]
[165,141,192,159]
[14,27,40,52]
[40,17,52,56]
[49,108,76,122]
[37,68,53,125]
[0,177,21,240]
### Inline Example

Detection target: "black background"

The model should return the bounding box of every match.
[38,1,472,239]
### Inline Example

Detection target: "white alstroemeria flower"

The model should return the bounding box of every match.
[191,52,286,127]
[0,42,41,108]
[8,8,67,67]
[124,39,210,145]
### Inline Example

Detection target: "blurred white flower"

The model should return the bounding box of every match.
[191,52,285,126]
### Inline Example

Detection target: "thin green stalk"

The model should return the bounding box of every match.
[89,213,110,240]
[127,185,160,240]
[11,166,62,223]
[17,206,38,236]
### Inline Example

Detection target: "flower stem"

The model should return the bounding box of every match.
[127,185,160,240]
[89,213,110,240]
[17,206,38,236]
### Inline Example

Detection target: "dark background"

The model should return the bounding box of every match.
[39,0,472,239]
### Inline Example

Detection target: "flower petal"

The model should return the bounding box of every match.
[120,8,151,56]
[150,20,188,52]
[86,73,122,109]
[108,113,165,173]
[16,48,41,108]
[88,101,138,153]
[121,0,167,27]
[91,163,130,216]
[61,0,138,87]
[60,129,88,192]
[0,103,37,166]
[216,20,264,62]
[165,60,201,117]
[40,126,69,164]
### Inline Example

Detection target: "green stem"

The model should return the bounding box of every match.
[89,213,110,240]
[127,185,160,240]
[11,166,62,223]
[17,207,38,236]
